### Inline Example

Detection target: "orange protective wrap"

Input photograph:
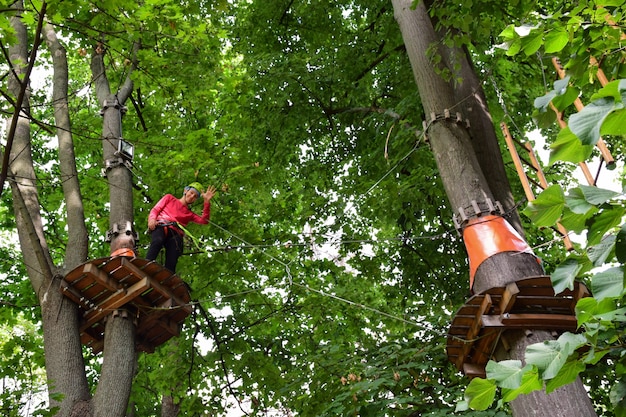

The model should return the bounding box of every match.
[111,248,136,258]
[462,215,534,290]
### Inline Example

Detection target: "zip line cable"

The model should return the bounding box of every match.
[3,90,538,344]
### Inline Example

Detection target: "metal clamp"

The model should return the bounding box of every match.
[422,108,471,132]
[99,99,128,116]
[106,221,138,242]
[101,157,133,177]
[452,198,504,231]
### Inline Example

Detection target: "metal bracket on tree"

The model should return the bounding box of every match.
[102,154,132,177]
[106,221,138,243]
[452,198,504,231]
[421,108,471,132]
[99,99,128,116]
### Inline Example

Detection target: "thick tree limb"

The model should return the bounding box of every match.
[0,1,47,198]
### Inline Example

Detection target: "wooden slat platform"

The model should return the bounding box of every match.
[446,276,590,378]
[61,256,193,353]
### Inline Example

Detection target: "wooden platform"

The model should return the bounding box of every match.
[61,256,193,353]
[446,276,590,378]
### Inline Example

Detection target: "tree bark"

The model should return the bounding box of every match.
[92,312,137,417]
[423,1,523,236]
[391,0,597,415]
[6,5,91,417]
[89,41,140,416]
[495,330,597,416]
[42,22,93,415]
[162,395,181,417]
[44,23,89,267]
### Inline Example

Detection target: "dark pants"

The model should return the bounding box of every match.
[146,226,184,272]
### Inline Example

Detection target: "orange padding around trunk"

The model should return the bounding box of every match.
[111,248,136,258]
[463,215,535,290]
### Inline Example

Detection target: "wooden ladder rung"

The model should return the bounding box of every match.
[481,313,578,330]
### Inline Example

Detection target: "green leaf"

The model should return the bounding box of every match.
[454,400,469,412]
[551,86,581,112]
[486,360,526,389]
[522,185,565,227]
[589,79,626,103]
[545,359,585,393]
[569,97,623,146]
[601,109,626,136]
[587,235,616,266]
[549,127,594,165]
[544,28,569,53]
[532,106,557,128]
[534,90,557,112]
[525,340,568,379]
[576,297,616,326]
[499,24,517,40]
[616,224,626,263]
[578,185,620,205]
[534,77,570,111]
[565,187,595,214]
[560,206,595,233]
[591,266,624,301]
[551,258,582,293]
[610,381,626,412]
[558,332,587,354]
[501,367,542,402]
[586,206,625,246]
[465,377,497,411]
[522,31,544,56]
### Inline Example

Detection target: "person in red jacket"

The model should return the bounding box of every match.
[146,182,216,272]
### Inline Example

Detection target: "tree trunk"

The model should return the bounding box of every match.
[89,42,140,416]
[7,5,91,417]
[162,395,181,417]
[92,312,137,417]
[391,0,597,415]
[423,0,523,236]
[44,23,90,267]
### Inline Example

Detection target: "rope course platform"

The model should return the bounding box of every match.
[61,256,192,353]
[446,276,590,378]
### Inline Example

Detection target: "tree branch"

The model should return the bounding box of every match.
[0,1,47,198]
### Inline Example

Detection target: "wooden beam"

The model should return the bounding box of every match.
[502,122,535,202]
[470,329,501,367]
[60,280,91,308]
[453,294,492,369]
[463,362,486,379]
[79,277,150,332]
[482,313,578,330]
[498,282,519,314]
[84,262,120,292]
[121,258,192,315]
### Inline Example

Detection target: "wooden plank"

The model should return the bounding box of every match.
[502,122,535,202]
[65,270,96,291]
[512,296,575,312]
[79,278,150,332]
[463,363,486,379]
[469,330,500,366]
[482,313,577,330]
[449,316,477,327]
[121,258,192,315]
[60,281,90,308]
[453,294,492,370]
[498,282,519,315]
[84,263,120,292]
[467,294,492,339]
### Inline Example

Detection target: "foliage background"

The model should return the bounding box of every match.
[0,0,624,416]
